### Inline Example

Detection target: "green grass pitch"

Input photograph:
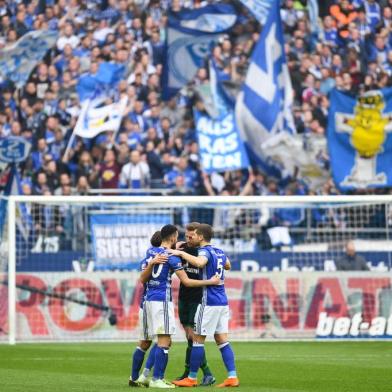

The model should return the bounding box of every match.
[0,341,391,392]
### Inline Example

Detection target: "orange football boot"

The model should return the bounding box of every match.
[172,377,198,387]
[216,377,240,387]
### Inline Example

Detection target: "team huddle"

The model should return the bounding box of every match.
[128,223,239,388]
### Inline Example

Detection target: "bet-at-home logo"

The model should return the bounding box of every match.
[316,312,392,338]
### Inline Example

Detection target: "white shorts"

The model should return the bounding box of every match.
[194,304,230,336]
[145,300,176,336]
[138,306,153,341]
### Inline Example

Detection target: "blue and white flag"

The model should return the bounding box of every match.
[239,0,273,24]
[235,0,296,169]
[162,4,237,100]
[0,30,58,88]
[73,96,128,139]
[0,165,31,241]
[76,62,125,102]
[328,88,392,191]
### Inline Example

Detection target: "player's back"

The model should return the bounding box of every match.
[139,246,163,308]
[145,247,183,302]
[198,245,228,306]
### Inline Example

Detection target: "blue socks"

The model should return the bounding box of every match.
[145,343,157,371]
[188,343,205,379]
[131,346,146,381]
[219,342,237,378]
[152,346,169,380]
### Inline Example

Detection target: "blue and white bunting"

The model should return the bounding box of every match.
[239,0,273,24]
[162,4,237,100]
[0,30,58,88]
[235,0,296,169]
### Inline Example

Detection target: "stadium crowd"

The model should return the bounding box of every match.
[1,0,392,198]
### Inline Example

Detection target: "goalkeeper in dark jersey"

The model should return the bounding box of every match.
[175,222,215,386]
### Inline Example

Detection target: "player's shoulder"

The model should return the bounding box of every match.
[210,245,226,257]
[168,254,183,270]
[146,246,164,257]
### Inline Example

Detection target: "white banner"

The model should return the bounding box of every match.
[1,272,391,342]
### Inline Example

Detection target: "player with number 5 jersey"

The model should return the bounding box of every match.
[170,224,239,388]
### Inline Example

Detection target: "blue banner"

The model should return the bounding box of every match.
[90,213,171,270]
[0,30,58,88]
[195,110,249,174]
[328,88,392,190]
[162,4,237,100]
[235,0,296,168]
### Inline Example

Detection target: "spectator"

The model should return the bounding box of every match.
[335,241,370,270]
[90,149,121,191]
[120,150,150,189]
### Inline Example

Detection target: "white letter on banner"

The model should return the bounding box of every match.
[245,23,281,103]
[199,133,212,153]
[96,239,107,259]
[316,312,334,336]
[212,155,225,169]
[120,238,131,258]
[387,314,392,335]
[369,317,387,336]
[333,317,351,336]
[224,152,242,168]
[349,313,362,336]
[225,132,239,152]
[212,138,227,154]
[202,153,212,169]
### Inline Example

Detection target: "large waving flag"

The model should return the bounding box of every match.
[76,62,125,102]
[0,30,58,88]
[195,61,249,174]
[328,88,392,191]
[74,97,128,139]
[239,0,273,24]
[162,4,237,100]
[235,0,296,168]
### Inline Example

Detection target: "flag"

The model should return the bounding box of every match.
[73,96,128,139]
[195,60,249,174]
[76,62,125,102]
[328,88,392,190]
[235,0,296,172]
[162,4,237,100]
[239,0,273,24]
[0,30,58,88]
[0,165,31,241]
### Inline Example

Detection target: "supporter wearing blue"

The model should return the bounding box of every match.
[171,224,239,388]
[364,0,381,31]
[141,224,220,389]
[129,231,165,387]
[164,157,199,191]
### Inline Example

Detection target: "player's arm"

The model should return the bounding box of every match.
[139,254,168,283]
[169,249,208,268]
[174,269,220,287]
[224,257,231,270]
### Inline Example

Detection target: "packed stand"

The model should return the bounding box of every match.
[0,0,392,204]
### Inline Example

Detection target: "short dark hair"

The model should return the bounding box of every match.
[196,224,213,242]
[150,231,162,247]
[185,222,200,232]
[160,224,178,241]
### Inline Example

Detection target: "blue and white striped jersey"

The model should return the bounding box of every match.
[145,247,183,302]
[198,245,228,306]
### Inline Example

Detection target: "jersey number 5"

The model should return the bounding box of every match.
[217,258,224,279]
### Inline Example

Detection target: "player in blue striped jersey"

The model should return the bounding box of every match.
[129,231,167,387]
[171,224,239,388]
[140,224,220,389]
